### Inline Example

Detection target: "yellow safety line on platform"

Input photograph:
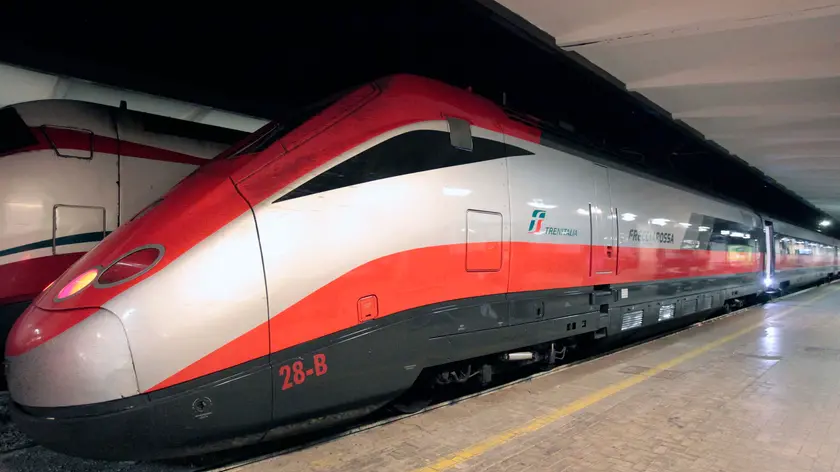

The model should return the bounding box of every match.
[412,286,838,472]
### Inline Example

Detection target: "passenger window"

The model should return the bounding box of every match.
[276,129,531,202]
[704,220,759,253]
[775,234,823,256]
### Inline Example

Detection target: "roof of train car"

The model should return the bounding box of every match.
[6,99,249,146]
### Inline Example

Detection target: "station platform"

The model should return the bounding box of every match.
[237,283,840,472]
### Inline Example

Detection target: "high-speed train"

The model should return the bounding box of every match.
[0,99,248,377]
[6,75,839,460]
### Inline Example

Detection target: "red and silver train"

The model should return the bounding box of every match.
[0,99,248,379]
[5,75,839,460]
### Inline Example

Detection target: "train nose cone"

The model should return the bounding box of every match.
[6,306,139,407]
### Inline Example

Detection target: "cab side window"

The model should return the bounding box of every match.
[276,129,531,202]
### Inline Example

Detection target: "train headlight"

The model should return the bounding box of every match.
[95,245,165,288]
[55,268,99,301]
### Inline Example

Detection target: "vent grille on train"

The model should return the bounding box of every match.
[658,304,675,322]
[621,310,644,331]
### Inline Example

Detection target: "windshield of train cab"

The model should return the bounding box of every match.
[0,107,38,156]
[216,88,349,161]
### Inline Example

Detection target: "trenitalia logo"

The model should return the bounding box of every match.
[528,210,546,234]
[527,209,580,237]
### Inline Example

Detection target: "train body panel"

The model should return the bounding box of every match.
[100,210,268,394]
[255,121,513,354]
[606,159,762,284]
[0,99,246,306]
[117,155,202,225]
[0,99,248,381]
[506,140,595,291]
[763,217,840,290]
[0,148,119,266]
[507,137,763,292]
[6,74,840,461]
[6,307,138,407]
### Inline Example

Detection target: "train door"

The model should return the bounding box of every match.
[590,164,617,276]
[39,121,117,253]
[764,220,775,287]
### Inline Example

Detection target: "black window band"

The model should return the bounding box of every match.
[274,129,533,203]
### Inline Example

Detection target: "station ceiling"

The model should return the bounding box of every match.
[0,2,837,236]
[495,0,840,221]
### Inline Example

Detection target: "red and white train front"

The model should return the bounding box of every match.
[0,100,249,385]
[6,151,272,458]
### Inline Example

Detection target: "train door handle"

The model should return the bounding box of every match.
[606,246,613,258]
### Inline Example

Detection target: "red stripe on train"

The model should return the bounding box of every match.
[147,242,761,391]
[6,126,209,166]
[776,255,837,270]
